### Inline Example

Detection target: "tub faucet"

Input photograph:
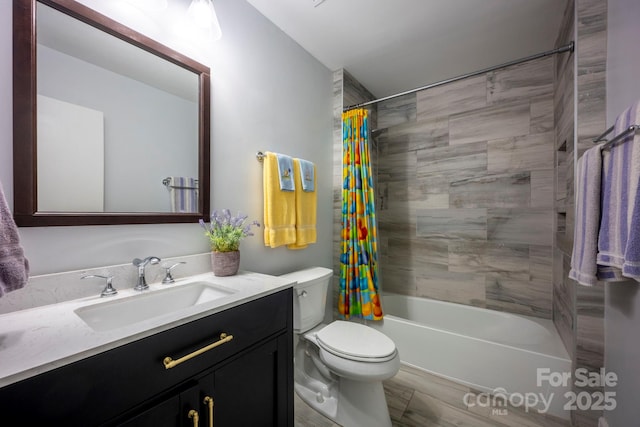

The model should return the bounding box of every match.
[132,256,161,291]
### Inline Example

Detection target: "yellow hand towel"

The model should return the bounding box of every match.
[263,152,297,248]
[288,158,317,250]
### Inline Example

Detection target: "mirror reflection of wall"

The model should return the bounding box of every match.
[36,2,199,213]
[37,94,105,212]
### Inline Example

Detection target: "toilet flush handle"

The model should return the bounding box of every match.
[299,290,308,297]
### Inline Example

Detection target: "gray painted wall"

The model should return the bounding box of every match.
[606,0,640,123]
[604,0,640,425]
[0,0,332,279]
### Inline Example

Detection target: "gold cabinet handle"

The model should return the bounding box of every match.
[204,396,214,427]
[188,409,199,427]
[163,333,234,369]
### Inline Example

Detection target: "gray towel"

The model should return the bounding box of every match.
[0,181,29,296]
[569,144,604,286]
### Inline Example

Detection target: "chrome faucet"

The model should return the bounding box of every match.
[132,256,161,291]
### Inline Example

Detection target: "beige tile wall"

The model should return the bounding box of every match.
[553,1,607,426]
[375,56,557,319]
[553,0,577,363]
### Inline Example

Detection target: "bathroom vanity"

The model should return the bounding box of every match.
[0,272,294,426]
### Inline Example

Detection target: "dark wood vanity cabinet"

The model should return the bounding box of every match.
[0,289,293,427]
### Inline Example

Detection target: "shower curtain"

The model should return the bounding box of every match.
[339,108,383,320]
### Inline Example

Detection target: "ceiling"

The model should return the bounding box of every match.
[38,2,198,102]
[246,0,568,98]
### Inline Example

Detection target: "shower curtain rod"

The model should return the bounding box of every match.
[343,41,575,112]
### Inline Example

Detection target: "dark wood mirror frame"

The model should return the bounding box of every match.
[13,0,211,226]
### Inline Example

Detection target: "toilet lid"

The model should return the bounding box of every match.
[315,321,396,360]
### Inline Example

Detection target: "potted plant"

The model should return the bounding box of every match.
[200,209,260,276]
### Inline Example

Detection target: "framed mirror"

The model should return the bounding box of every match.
[13,0,211,226]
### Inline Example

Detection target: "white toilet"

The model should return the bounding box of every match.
[280,267,400,427]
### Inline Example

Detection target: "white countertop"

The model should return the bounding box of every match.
[0,271,295,388]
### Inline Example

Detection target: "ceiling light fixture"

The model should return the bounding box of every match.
[187,0,222,41]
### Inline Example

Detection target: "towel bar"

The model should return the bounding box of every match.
[256,151,265,162]
[162,177,199,189]
[593,124,639,150]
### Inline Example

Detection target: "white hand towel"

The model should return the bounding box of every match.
[597,102,640,281]
[167,177,198,213]
[569,145,604,286]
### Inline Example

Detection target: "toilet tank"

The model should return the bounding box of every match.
[280,267,333,333]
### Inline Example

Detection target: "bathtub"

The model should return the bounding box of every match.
[369,294,571,419]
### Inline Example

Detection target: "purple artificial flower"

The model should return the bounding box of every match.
[200,209,260,252]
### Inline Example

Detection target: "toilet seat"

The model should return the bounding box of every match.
[315,321,397,362]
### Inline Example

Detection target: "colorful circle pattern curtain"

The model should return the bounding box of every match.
[339,108,383,320]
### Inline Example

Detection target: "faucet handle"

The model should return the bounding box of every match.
[162,262,186,284]
[82,274,118,297]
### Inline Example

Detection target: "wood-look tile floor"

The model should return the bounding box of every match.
[294,365,572,427]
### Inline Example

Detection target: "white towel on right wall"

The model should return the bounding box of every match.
[596,101,640,282]
[569,144,603,286]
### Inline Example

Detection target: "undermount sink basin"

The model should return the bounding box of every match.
[74,281,236,332]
